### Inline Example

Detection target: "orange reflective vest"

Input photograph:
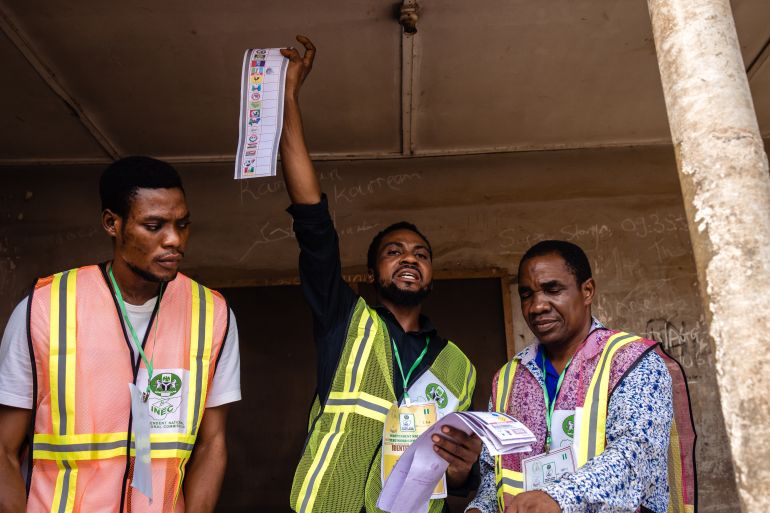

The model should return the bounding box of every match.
[26,265,228,513]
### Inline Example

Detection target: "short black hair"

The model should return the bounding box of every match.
[99,156,184,218]
[367,221,432,271]
[518,240,592,285]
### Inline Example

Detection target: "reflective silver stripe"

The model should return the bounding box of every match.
[300,414,345,513]
[348,315,374,393]
[58,460,72,513]
[34,440,194,454]
[57,271,69,436]
[498,361,513,412]
[136,441,196,452]
[585,333,635,459]
[191,283,206,435]
[502,476,524,489]
[325,397,389,416]
[35,440,126,453]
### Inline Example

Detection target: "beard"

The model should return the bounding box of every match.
[127,260,175,284]
[375,279,432,307]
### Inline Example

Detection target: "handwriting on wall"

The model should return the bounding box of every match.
[333,173,422,203]
[644,318,712,373]
[237,170,421,261]
[239,168,343,204]
[497,210,709,377]
[238,211,380,262]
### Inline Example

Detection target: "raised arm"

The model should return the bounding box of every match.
[279,36,358,403]
[279,35,321,205]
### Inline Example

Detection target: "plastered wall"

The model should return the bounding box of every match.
[0,144,740,510]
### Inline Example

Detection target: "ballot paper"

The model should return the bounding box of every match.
[234,48,288,179]
[377,411,535,513]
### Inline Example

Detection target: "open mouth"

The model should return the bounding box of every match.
[393,267,421,284]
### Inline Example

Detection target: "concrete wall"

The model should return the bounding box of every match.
[0,144,740,510]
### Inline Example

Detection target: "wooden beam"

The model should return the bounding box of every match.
[747,35,770,80]
[0,2,120,160]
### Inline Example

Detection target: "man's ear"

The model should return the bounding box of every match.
[102,209,121,238]
[581,277,596,306]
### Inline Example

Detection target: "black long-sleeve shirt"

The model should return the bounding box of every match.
[287,195,447,404]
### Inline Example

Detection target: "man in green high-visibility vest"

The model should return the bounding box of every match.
[278,36,482,513]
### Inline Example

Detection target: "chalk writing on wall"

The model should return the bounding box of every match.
[332,172,422,204]
[238,211,380,262]
[644,318,712,372]
[240,168,342,204]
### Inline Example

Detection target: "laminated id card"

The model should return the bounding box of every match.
[522,445,576,491]
[381,401,447,499]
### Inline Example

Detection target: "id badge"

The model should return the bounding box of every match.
[129,383,153,501]
[522,446,576,491]
[550,409,576,450]
[381,401,448,498]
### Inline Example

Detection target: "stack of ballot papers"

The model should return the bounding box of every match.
[378,411,535,513]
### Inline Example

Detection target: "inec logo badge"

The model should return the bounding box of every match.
[148,372,182,420]
[562,414,575,438]
[425,383,448,409]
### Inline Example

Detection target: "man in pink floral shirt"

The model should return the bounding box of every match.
[467,240,695,513]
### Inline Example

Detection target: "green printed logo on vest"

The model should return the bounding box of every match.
[562,414,575,438]
[150,372,182,397]
[425,383,448,409]
[148,372,184,426]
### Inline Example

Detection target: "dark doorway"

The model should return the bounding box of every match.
[216,277,508,512]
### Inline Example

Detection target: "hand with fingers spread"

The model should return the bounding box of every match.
[431,425,483,488]
[504,491,562,513]
[280,35,316,101]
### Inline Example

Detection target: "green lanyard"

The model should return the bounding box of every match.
[392,336,430,405]
[108,265,164,402]
[541,351,572,452]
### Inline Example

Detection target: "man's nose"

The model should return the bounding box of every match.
[163,227,183,248]
[531,292,551,312]
[400,251,418,264]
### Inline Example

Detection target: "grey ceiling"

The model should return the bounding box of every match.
[1,0,768,165]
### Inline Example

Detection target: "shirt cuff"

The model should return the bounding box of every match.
[286,194,331,223]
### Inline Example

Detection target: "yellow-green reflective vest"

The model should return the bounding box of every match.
[492,332,695,513]
[291,298,475,513]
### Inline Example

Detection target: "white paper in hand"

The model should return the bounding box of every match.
[234,48,288,179]
[378,411,535,513]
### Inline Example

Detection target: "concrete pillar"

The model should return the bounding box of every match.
[647,0,770,511]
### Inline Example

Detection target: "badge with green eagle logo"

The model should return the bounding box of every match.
[425,383,449,409]
[562,414,575,438]
[148,372,183,421]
